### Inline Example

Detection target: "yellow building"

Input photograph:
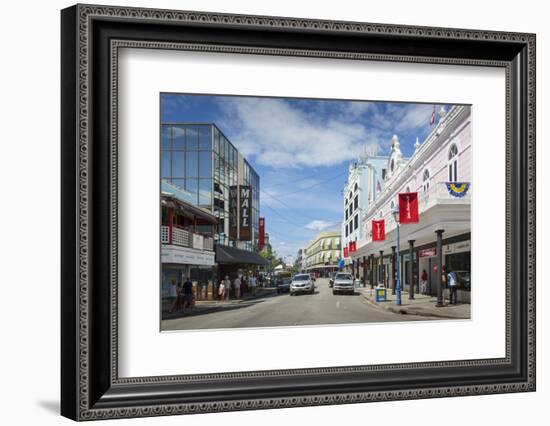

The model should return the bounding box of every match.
[304,230,341,275]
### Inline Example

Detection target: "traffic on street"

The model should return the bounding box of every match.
[161,278,433,331]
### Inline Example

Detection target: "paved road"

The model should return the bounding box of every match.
[161,278,434,331]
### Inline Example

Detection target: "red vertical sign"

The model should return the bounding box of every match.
[343,246,349,258]
[349,241,356,253]
[258,217,265,250]
[399,192,419,223]
[372,220,385,241]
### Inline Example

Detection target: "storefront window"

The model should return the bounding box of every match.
[445,251,471,290]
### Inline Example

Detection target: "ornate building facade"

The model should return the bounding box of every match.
[345,106,472,302]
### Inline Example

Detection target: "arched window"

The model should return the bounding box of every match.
[354,183,358,191]
[390,201,395,211]
[448,143,459,182]
[405,185,411,193]
[390,158,395,172]
[423,169,430,193]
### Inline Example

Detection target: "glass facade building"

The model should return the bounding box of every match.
[161,123,260,251]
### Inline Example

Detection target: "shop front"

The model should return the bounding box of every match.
[214,244,269,294]
[161,245,216,312]
[443,240,471,303]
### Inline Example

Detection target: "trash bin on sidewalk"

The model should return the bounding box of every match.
[375,286,387,302]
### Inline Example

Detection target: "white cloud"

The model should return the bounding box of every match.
[395,104,435,133]
[216,98,378,168]
[304,220,337,231]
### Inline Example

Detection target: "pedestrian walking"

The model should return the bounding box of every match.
[168,279,178,313]
[223,275,231,300]
[234,276,241,299]
[249,275,257,296]
[240,275,246,297]
[182,277,194,310]
[218,279,226,300]
[421,269,428,294]
[447,270,458,304]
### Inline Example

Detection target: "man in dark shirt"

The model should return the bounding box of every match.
[182,277,194,309]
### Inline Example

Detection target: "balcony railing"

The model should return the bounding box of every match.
[161,225,214,251]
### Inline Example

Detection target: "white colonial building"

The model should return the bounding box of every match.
[346,105,472,303]
[341,149,389,265]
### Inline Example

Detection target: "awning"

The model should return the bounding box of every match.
[161,195,218,224]
[215,245,269,266]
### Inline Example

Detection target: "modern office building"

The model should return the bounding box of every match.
[304,231,342,276]
[346,106,472,303]
[161,122,267,281]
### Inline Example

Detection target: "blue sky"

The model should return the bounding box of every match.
[161,93,452,262]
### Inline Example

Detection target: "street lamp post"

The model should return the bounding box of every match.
[392,207,402,306]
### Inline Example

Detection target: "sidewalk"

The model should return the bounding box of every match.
[163,287,278,320]
[357,287,470,319]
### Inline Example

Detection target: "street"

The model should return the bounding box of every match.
[161,278,434,331]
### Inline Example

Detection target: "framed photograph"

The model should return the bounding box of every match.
[61,4,536,421]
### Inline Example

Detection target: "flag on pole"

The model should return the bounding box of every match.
[349,241,357,253]
[343,246,349,258]
[430,105,436,126]
[372,219,385,241]
[398,192,419,223]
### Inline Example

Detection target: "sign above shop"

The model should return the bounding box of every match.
[444,240,471,255]
[258,217,265,250]
[229,185,238,239]
[239,185,251,241]
[419,248,437,258]
[161,245,215,266]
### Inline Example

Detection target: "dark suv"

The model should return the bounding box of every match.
[276,277,292,294]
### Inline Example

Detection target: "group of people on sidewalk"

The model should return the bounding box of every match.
[353,265,461,305]
[420,266,459,304]
[217,273,260,301]
[168,277,195,313]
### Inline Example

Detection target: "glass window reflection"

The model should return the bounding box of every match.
[161,151,171,178]
[186,126,199,150]
[161,125,171,150]
[185,179,198,202]
[199,151,212,178]
[199,126,211,150]
[198,179,212,207]
[172,126,186,150]
[171,151,185,177]
[186,151,198,178]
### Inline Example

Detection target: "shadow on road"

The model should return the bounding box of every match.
[162,297,273,320]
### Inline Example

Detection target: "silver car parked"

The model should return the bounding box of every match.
[332,272,355,295]
[290,274,315,295]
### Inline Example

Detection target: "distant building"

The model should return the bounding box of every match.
[304,231,341,276]
[342,148,389,266]
[295,248,306,272]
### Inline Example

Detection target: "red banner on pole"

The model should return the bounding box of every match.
[343,246,349,258]
[349,241,357,253]
[258,217,265,250]
[399,192,419,224]
[372,219,385,241]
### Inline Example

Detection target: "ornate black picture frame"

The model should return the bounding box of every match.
[61,4,536,421]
